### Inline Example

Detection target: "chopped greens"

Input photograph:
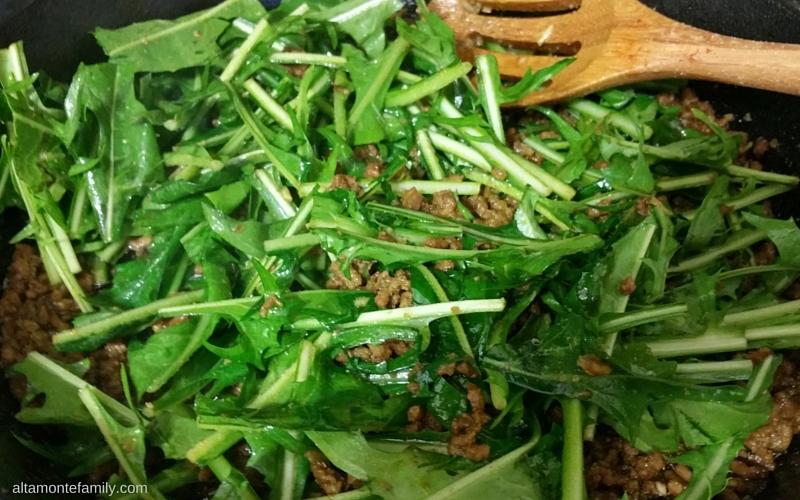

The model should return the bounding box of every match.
[1,1,799,499]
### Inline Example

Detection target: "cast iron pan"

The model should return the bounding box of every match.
[1,0,800,498]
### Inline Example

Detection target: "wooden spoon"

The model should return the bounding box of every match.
[429,0,800,105]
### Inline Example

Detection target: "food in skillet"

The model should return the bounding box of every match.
[1,0,800,499]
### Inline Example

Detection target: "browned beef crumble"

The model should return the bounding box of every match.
[227,441,270,498]
[365,269,413,309]
[259,293,283,317]
[404,404,445,433]
[400,188,462,219]
[586,350,800,500]
[586,431,691,500]
[619,276,637,296]
[753,241,778,266]
[280,48,309,78]
[305,450,363,496]
[327,173,362,195]
[0,244,127,400]
[437,360,479,378]
[578,354,613,377]
[325,258,412,309]
[505,127,544,165]
[424,236,463,250]
[325,259,373,290]
[463,186,518,227]
[354,144,385,179]
[335,339,415,365]
[448,383,491,462]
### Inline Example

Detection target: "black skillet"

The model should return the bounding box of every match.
[1,0,800,498]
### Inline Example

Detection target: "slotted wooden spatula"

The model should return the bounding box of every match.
[429,0,800,105]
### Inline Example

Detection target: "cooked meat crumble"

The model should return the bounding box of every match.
[400,188,461,219]
[325,259,373,290]
[305,450,363,496]
[327,173,362,195]
[586,349,800,500]
[448,383,491,462]
[335,339,415,365]
[365,269,413,309]
[0,244,127,400]
[404,404,445,433]
[462,186,518,227]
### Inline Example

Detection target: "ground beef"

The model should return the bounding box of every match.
[376,231,396,243]
[335,339,415,365]
[400,188,461,219]
[578,354,613,377]
[127,236,153,257]
[424,236,463,250]
[0,245,133,400]
[462,186,518,227]
[364,162,384,179]
[585,430,690,500]
[505,127,544,165]
[1,245,85,369]
[326,260,411,309]
[151,315,191,333]
[721,350,800,500]
[85,340,128,400]
[586,350,800,500]
[227,441,269,498]
[259,293,283,317]
[365,269,413,309]
[428,191,461,218]
[753,241,777,266]
[404,405,446,433]
[619,276,637,296]
[325,259,373,290]
[437,360,479,378]
[657,88,734,135]
[305,450,362,496]
[636,197,651,217]
[281,48,309,78]
[434,260,456,272]
[448,383,491,462]
[353,144,382,163]
[327,174,362,195]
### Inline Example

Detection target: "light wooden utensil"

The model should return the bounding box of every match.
[428,0,800,105]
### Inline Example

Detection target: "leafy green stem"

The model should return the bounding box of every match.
[269,52,347,67]
[414,264,472,356]
[568,99,652,140]
[428,130,492,171]
[668,229,767,274]
[53,289,204,350]
[243,78,294,131]
[561,398,586,500]
[385,61,471,108]
[599,303,689,333]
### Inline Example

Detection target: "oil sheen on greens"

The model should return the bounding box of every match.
[1,0,799,499]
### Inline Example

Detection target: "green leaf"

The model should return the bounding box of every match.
[78,388,164,500]
[9,352,137,426]
[94,0,267,73]
[742,212,800,267]
[150,406,215,459]
[312,0,404,59]
[672,436,745,500]
[307,431,542,499]
[99,226,187,309]
[396,13,457,72]
[204,204,270,258]
[684,176,729,252]
[344,39,409,145]
[66,63,163,242]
